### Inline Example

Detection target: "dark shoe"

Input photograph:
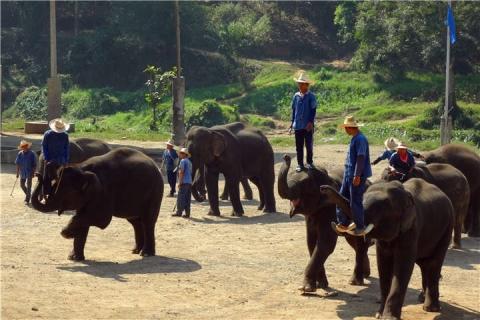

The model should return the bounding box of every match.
[335,222,356,233]
[167,193,175,198]
[296,165,305,172]
[171,212,182,217]
[346,224,374,236]
[306,163,314,170]
[183,211,190,218]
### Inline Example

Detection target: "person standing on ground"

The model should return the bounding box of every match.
[172,148,192,218]
[162,140,178,197]
[41,118,70,197]
[333,116,373,236]
[15,140,37,204]
[290,70,317,172]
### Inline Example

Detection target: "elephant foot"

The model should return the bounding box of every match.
[220,195,229,201]
[61,228,75,239]
[68,252,85,261]
[243,194,253,201]
[349,275,364,286]
[140,250,155,257]
[207,209,221,216]
[132,248,141,254]
[231,210,244,217]
[451,242,462,249]
[418,291,425,303]
[423,303,441,312]
[257,204,265,211]
[298,283,316,293]
[467,230,480,237]
[263,207,276,213]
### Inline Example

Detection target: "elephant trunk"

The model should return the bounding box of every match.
[278,154,293,199]
[319,185,353,220]
[31,175,58,213]
[191,161,206,202]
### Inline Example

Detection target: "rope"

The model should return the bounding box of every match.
[54,166,65,195]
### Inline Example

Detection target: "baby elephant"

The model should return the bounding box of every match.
[321,178,453,320]
[31,148,164,261]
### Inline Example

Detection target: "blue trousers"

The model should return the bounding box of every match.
[176,184,191,215]
[167,170,177,194]
[336,176,367,229]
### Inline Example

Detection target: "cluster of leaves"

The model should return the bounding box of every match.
[11,86,48,120]
[186,100,239,129]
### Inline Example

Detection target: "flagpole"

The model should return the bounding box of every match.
[441,1,452,145]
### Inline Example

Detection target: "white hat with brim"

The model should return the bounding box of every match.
[338,115,364,128]
[18,140,32,150]
[384,137,401,151]
[49,118,70,133]
[293,71,312,84]
[166,140,175,147]
[396,144,408,150]
[179,147,190,156]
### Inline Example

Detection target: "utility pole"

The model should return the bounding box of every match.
[74,1,79,37]
[171,0,186,145]
[47,0,61,121]
[441,1,453,145]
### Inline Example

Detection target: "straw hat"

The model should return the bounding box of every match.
[49,118,70,133]
[339,115,364,128]
[293,70,312,84]
[384,137,401,151]
[166,140,175,147]
[18,140,32,150]
[396,143,408,150]
[179,147,190,156]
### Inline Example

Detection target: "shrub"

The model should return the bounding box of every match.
[242,114,275,129]
[186,100,239,128]
[12,86,48,120]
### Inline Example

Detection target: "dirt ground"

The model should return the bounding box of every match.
[1,143,479,320]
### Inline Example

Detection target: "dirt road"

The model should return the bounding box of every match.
[1,144,479,319]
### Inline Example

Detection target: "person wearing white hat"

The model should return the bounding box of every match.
[41,118,70,196]
[389,143,416,177]
[290,70,317,172]
[371,137,401,165]
[162,140,179,197]
[15,140,37,204]
[172,147,192,218]
[333,115,373,237]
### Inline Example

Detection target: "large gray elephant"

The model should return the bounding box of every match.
[422,144,480,237]
[381,163,470,248]
[186,123,276,216]
[278,155,371,292]
[31,148,164,261]
[320,179,453,320]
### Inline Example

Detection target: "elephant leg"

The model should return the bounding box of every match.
[220,183,229,201]
[140,220,156,257]
[205,168,221,216]
[241,178,253,200]
[226,177,244,217]
[249,177,264,211]
[376,243,394,318]
[345,236,368,285]
[468,190,480,237]
[382,239,416,319]
[127,218,144,254]
[260,171,276,213]
[452,213,463,249]
[68,226,89,261]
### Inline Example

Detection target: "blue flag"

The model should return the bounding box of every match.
[447,4,456,44]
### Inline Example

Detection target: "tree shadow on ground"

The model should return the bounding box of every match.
[443,236,480,271]
[316,276,480,320]
[57,255,201,282]
[188,211,303,225]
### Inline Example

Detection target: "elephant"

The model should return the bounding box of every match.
[278,155,371,292]
[186,123,276,216]
[31,148,164,261]
[381,163,470,248]
[422,144,480,237]
[320,179,454,320]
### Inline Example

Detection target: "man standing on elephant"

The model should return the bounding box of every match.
[162,140,178,197]
[334,116,373,236]
[172,148,192,218]
[41,118,70,197]
[290,71,317,172]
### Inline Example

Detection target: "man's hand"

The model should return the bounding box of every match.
[306,122,313,132]
[288,124,293,135]
[353,176,361,187]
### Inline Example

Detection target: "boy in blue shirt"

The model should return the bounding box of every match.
[172,148,192,218]
[41,118,70,197]
[333,116,373,236]
[162,140,178,197]
[389,144,416,176]
[15,140,37,204]
[290,71,317,172]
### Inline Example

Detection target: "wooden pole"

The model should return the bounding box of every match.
[441,1,453,145]
[50,0,57,77]
[47,0,61,121]
[175,0,181,77]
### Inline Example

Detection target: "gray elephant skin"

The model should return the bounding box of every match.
[381,162,469,248]
[321,179,453,320]
[422,144,480,237]
[278,155,371,292]
[31,148,164,261]
[186,122,276,216]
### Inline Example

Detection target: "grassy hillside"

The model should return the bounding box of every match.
[2,61,479,150]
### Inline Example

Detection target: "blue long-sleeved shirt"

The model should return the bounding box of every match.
[41,130,69,164]
[15,150,37,179]
[344,132,372,179]
[291,91,317,130]
[162,149,178,171]
[389,152,415,174]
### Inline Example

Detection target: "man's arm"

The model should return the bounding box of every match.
[353,138,368,186]
[290,96,296,128]
[178,160,185,185]
[42,132,50,162]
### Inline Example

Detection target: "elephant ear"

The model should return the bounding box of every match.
[80,171,111,229]
[81,171,102,200]
[211,131,226,157]
[400,192,416,233]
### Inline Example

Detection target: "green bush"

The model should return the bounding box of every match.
[11,86,48,120]
[242,114,276,129]
[186,100,239,128]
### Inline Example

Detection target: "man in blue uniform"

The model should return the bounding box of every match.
[389,143,416,176]
[371,137,400,165]
[162,140,178,197]
[41,118,70,196]
[172,148,192,218]
[290,71,317,172]
[333,116,373,236]
[15,140,37,204]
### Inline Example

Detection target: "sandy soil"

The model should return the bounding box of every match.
[1,144,479,320]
